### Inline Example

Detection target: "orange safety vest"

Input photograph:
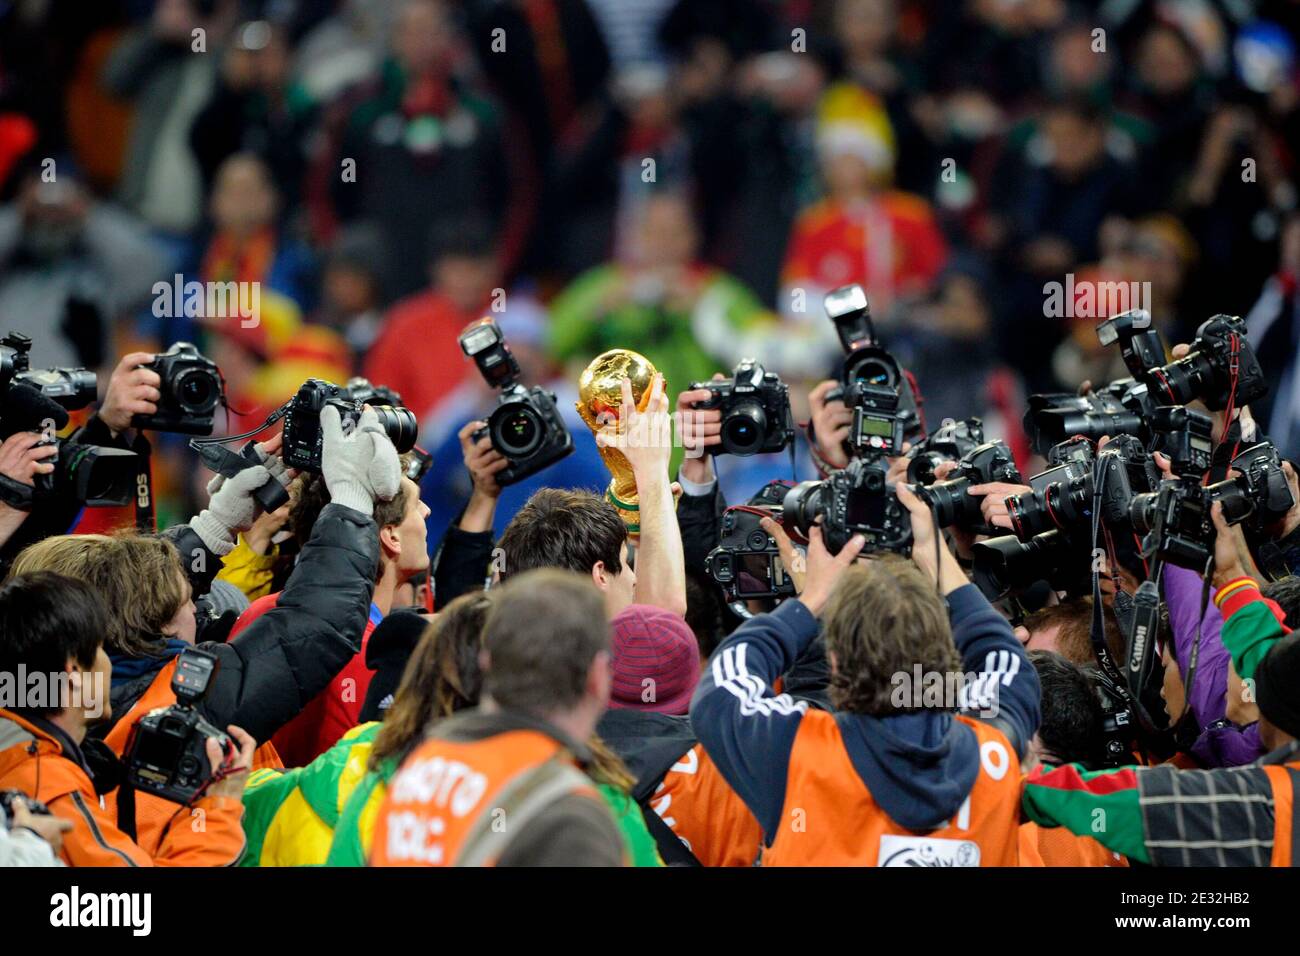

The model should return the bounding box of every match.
[764,711,1021,867]
[368,729,603,866]
[1264,764,1300,867]
[1018,821,1128,867]
[651,743,763,867]
[101,658,281,855]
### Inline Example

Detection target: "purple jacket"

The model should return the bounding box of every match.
[1162,565,1264,766]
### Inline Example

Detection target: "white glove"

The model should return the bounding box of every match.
[321,404,401,516]
[191,465,274,556]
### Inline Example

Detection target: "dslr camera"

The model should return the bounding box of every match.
[1128,476,1254,571]
[281,378,418,472]
[906,417,986,485]
[918,440,1022,532]
[0,332,137,508]
[0,331,98,410]
[1143,314,1266,411]
[972,529,1086,600]
[124,647,234,805]
[1229,441,1295,528]
[822,285,924,453]
[459,318,573,486]
[782,456,912,556]
[689,359,794,457]
[131,342,223,435]
[1003,439,1147,540]
[1023,388,1144,456]
[705,505,797,602]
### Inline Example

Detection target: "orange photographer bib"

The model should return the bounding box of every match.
[764,711,1021,867]
[368,729,601,867]
[1263,764,1300,867]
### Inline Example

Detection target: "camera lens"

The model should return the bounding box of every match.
[371,405,419,453]
[782,480,827,539]
[491,403,543,457]
[1128,491,1158,534]
[921,477,973,529]
[722,401,767,456]
[177,369,218,414]
[843,349,899,389]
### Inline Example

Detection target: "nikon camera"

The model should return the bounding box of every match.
[689,359,794,457]
[124,647,234,805]
[459,317,573,485]
[131,342,223,435]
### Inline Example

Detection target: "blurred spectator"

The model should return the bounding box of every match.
[312,226,388,372]
[780,82,948,339]
[190,19,316,210]
[363,218,500,425]
[0,167,166,369]
[329,0,516,298]
[198,153,316,315]
[548,191,778,431]
[102,0,235,242]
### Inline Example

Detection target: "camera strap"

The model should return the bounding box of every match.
[189,402,290,450]
[0,472,34,510]
[131,433,155,533]
[116,776,138,843]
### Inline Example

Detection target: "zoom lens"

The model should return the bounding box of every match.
[372,404,419,454]
[920,477,975,529]
[782,480,828,539]
[177,369,219,414]
[722,400,767,455]
[490,403,542,457]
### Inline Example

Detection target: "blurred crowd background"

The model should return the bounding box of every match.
[0,0,1298,535]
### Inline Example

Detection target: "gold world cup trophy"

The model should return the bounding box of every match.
[576,349,660,537]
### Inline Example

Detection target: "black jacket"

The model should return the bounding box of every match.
[94,502,380,746]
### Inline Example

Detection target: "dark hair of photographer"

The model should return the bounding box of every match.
[8,533,189,660]
[1028,651,1106,769]
[0,572,105,718]
[496,488,627,581]
[1261,576,1300,627]
[820,556,960,715]
[685,570,727,661]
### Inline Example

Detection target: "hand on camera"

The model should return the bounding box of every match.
[677,377,724,486]
[321,404,402,517]
[0,431,58,488]
[808,380,851,471]
[1210,501,1259,588]
[458,420,508,499]
[966,481,1031,530]
[9,798,72,853]
[99,352,161,437]
[192,436,293,555]
[760,516,806,595]
[796,524,866,616]
[206,725,257,800]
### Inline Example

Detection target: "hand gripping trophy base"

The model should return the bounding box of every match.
[576,349,659,538]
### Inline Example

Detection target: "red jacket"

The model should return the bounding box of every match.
[363,290,479,422]
[228,593,382,767]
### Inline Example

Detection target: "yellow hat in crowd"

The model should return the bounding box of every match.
[816,82,897,176]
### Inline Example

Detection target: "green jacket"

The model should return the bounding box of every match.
[241,722,662,866]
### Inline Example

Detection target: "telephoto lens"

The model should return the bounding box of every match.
[371,404,420,454]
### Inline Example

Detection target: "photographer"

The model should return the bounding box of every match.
[227,450,429,767]
[690,484,1040,865]
[1017,651,1127,867]
[7,405,398,852]
[495,374,688,620]
[0,572,254,866]
[1022,504,1300,866]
